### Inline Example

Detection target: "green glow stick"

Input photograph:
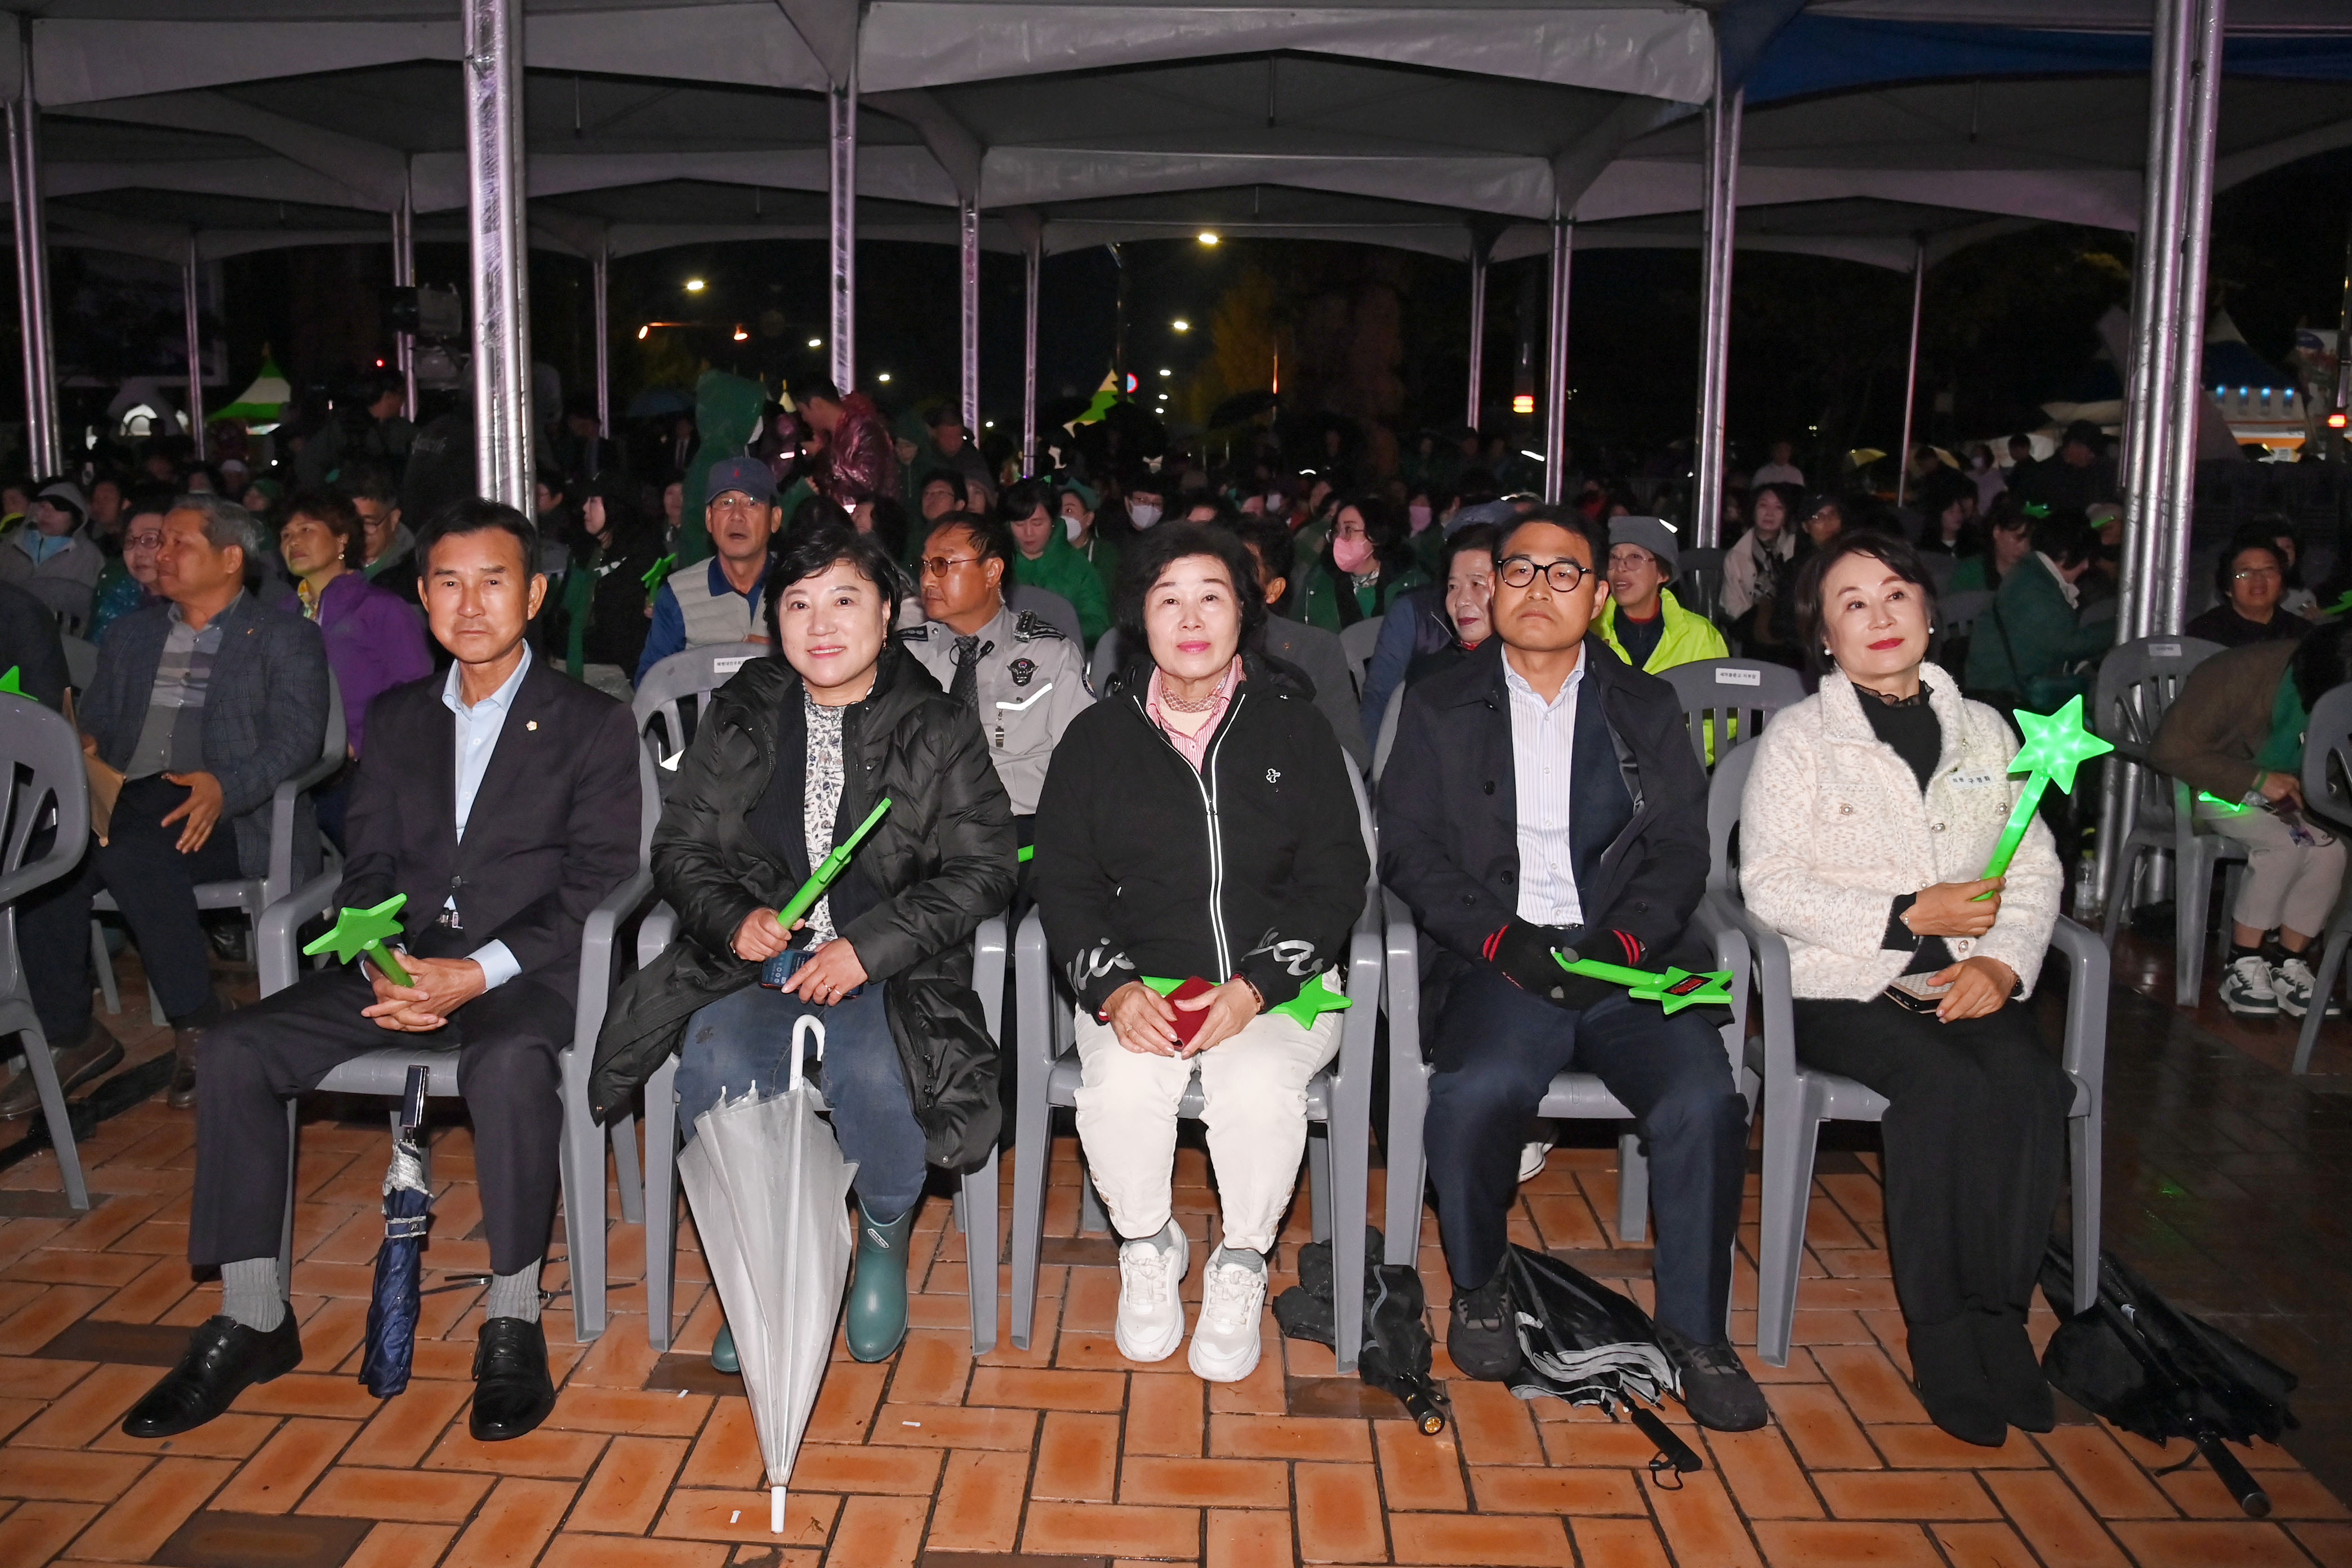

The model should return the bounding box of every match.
[1975,695,2113,897]
[0,666,22,696]
[1141,970,1353,1028]
[1550,951,1733,1014]
[2328,590,2352,619]
[776,799,892,929]
[641,553,676,593]
[302,893,413,987]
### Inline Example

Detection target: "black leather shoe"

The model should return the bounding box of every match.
[167,1024,204,1111]
[1658,1322,1770,1432]
[1972,1308,2056,1433]
[470,1318,556,1442]
[1,1022,124,1120]
[1447,1268,1522,1382]
[120,1314,301,1438]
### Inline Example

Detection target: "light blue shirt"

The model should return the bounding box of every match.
[438,645,531,989]
[1505,648,1585,928]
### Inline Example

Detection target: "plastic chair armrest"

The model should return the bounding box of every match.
[1015,907,1064,1073]
[1710,892,1797,1090]
[636,902,678,969]
[573,869,656,1053]
[973,913,1008,1043]
[255,866,342,997]
[2044,915,2109,1102]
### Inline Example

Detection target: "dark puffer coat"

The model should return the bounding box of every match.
[589,643,1018,1171]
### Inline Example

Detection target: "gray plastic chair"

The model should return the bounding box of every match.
[1370,682,1406,785]
[1677,545,1726,622]
[2090,638,2229,977]
[1009,584,1083,647]
[1010,769,1385,1367]
[1663,658,1808,770]
[1088,627,1122,697]
[94,675,348,1023]
[1380,753,1755,1289]
[1712,739,2109,1365]
[633,641,767,790]
[636,915,1007,1355]
[259,739,662,1341]
[1338,614,1384,693]
[0,693,96,1208]
[2291,683,2352,1075]
[59,634,95,693]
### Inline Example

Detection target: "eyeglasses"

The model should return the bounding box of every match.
[708,493,769,513]
[2233,565,2282,582]
[124,532,163,551]
[919,554,981,577]
[1498,555,1592,592]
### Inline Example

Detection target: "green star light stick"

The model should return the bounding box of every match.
[0,666,23,696]
[302,894,413,986]
[1549,951,1733,1014]
[1141,970,1353,1028]
[1974,693,2113,898]
[2327,589,2352,619]
[776,799,892,929]
[640,553,676,593]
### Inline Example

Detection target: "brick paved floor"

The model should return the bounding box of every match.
[0,943,2347,1566]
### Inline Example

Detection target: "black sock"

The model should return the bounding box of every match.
[2231,942,2268,963]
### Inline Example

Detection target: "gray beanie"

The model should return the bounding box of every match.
[1608,516,1678,576]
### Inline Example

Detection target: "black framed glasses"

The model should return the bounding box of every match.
[1498,555,1591,592]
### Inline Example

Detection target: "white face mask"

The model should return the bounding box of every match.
[1129,501,1161,529]
[1063,514,1086,542]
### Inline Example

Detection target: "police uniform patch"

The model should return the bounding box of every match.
[1014,611,1064,642]
[1009,657,1037,687]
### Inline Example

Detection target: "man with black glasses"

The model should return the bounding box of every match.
[1377,509,1764,1431]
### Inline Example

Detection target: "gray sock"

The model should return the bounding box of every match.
[221,1258,285,1333]
[1122,1220,1180,1254]
[1212,1244,1266,1276]
[484,1259,542,1324]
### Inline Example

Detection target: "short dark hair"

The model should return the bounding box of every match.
[762,518,905,639]
[1793,528,1939,676]
[800,378,844,407]
[336,461,398,509]
[1496,506,1604,568]
[2216,528,2286,599]
[284,487,364,569]
[1116,520,1268,652]
[919,469,969,506]
[413,497,538,577]
[1441,522,1503,578]
[1224,513,1294,589]
[996,478,1056,526]
[924,403,964,430]
[2030,507,2099,568]
[927,508,1015,580]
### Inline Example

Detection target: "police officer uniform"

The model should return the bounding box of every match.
[901,601,1092,825]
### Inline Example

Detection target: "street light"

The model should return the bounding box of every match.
[878,372,892,383]
[732,325,749,341]
[1158,368,1172,377]
[808,337,822,349]
[636,325,649,340]
[1197,231,1220,246]
[684,278,707,292]
[1171,319,1191,332]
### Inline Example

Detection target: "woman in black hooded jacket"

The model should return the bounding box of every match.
[592,522,1017,1367]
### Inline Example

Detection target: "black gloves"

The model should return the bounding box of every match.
[1484,920,1621,1012]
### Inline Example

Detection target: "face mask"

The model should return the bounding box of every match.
[1266,492,1289,515]
[1129,502,1161,529]
[1407,504,1434,533]
[1333,534,1374,574]
[1063,514,1085,542]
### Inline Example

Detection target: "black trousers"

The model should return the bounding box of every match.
[1425,968,1747,1342]
[1793,995,2073,1328]
[188,929,573,1277]
[19,776,244,1041]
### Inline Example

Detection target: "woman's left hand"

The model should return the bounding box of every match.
[1174,978,1263,1057]
[781,938,868,1006]
[1928,956,2016,1021]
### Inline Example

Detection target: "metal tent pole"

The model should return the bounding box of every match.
[464,0,533,511]
[1894,239,1926,509]
[1021,234,1040,476]
[959,194,979,436]
[2118,0,2195,643]
[828,66,858,391]
[1691,78,1742,547]
[392,176,417,422]
[1465,240,1487,433]
[6,15,56,478]
[591,234,611,442]
[2154,0,2227,638]
[1542,211,1572,505]
[182,235,206,460]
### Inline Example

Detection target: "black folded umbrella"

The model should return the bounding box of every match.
[1504,1246,1703,1479]
[1274,1227,1447,1433]
[2040,1239,2297,1517]
[360,1066,433,1399]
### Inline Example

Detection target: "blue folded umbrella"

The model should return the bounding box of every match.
[361,1066,433,1399]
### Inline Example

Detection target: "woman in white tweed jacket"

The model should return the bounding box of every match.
[1739,530,2074,1451]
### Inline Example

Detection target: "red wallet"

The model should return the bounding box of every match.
[1164,977,1216,1046]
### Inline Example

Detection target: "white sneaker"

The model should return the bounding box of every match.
[2274,956,2340,1019]
[1518,1140,1554,1184]
[1115,1222,1188,1363]
[1187,1246,1267,1383]
[2220,953,2280,1017]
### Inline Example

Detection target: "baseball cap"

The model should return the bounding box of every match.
[703,456,775,507]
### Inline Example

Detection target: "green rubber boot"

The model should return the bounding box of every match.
[845,1198,919,1363]
[710,1322,738,1374]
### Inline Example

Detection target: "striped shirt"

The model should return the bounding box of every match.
[1504,648,1585,928]
[125,596,234,778]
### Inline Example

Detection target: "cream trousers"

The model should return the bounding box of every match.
[1072,991,1343,1255]
[2202,801,2347,939]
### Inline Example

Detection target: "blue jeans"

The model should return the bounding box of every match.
[674,979,929,1222]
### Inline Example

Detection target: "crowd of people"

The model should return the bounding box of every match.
[0,386,2335,1462]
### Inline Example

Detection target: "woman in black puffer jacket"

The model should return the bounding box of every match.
[592,522,1017,1366]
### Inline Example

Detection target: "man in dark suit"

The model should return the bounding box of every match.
[122,499,643,1445]
[1377,509,1765,1432]
[14,495,329,1115]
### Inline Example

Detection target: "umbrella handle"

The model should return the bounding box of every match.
[772,1485,786,1534]
[789,1014,825,1092]
[2197,1433,2271,1518]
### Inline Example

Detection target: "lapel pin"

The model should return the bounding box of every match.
[527,720,538,731]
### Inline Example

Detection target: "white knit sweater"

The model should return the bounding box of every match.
[1738,663,2061,1001]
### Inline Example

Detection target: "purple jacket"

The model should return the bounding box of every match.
[313,570,434,756]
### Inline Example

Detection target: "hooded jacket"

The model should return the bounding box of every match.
[1032,649,1369,1018]
[590,643,1019,1170]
